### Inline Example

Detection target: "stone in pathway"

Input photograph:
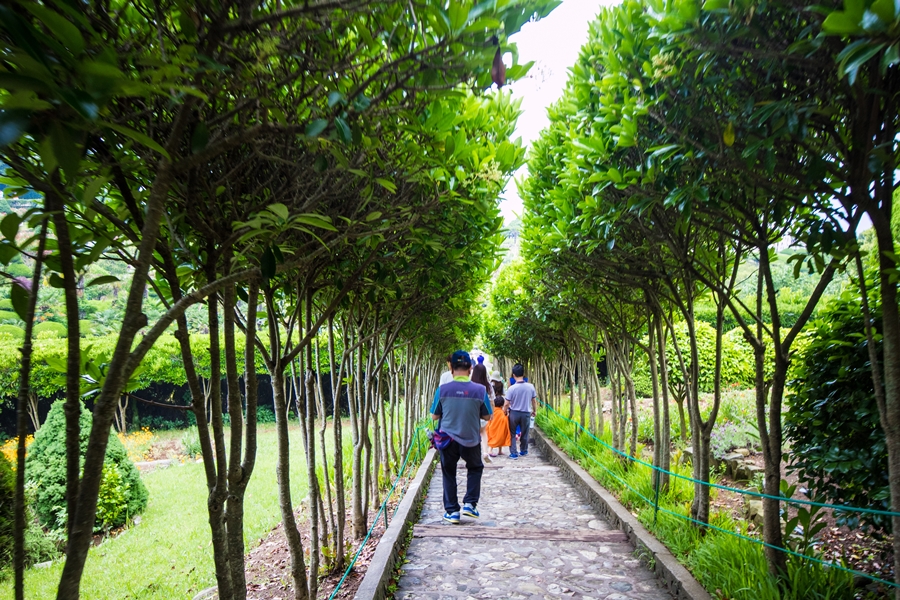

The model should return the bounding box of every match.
[393,445,674,599]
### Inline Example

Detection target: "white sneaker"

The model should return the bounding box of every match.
[483,454,493,463]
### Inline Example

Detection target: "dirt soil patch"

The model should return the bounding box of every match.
[712,451,895,598]
[244,502,402,600]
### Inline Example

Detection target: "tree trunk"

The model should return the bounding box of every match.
[14,225,45,600]
[272,368,310,600]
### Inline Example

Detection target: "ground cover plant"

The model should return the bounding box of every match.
[538,405,860,600]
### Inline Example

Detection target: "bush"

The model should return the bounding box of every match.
[0,451,13,569]
[632,320,755,398]
[33,321,67,338]
[180,427,202,458]
[0,324,24,339]
[0,310,21,323]
[142,415,187,431]
[785,286,888,532]
[78,319,93,337]
[26,400,148,531]
[256,405,276,423]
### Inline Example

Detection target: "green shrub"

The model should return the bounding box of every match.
[180,427,202,458]
[0,300,12,311]
[785,285,889,532]
[96,462,128,529]
[142,415,186,431]
[78,319,93,337]
[26,400,148,531]
[256,405,276,423]
[0,451,13,569]
[0,310,21,323]
[632,320,755,398]
[33,321,67,338]
[0,324,24,339]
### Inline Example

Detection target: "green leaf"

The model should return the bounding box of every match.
[102,122,170,159]
[22,4,85,56]
[44,356,67,373]
[260,246,276,279]
[0,109,31,146]
[50,122,80,179]
[10,281,28,321]
[702,0,730,9]
[306,119,328,138]
[366,211,383,221]
[49,273,66,288]
[375,178,397,193]
[448,1,471,34]
[327,91,344,107]
[0,241,17,265]
[0,213,20,241]
[723,122,735,147]
[268,203,289,220]
[334,116,352,143]
[87,275,119,287]
[822,11,863,35]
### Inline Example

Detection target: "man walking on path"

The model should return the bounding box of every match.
[505,363,537,459]
[431,350,492,524]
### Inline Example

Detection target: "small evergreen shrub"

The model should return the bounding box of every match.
[26,400,148,531]
[785,286,888,532]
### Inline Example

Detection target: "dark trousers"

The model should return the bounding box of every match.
[439,439,484,513]
[508,410,531,455]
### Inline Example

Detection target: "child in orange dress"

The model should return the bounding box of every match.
[486,382,511,456]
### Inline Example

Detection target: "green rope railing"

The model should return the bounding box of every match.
[328,426,428,600]
[538,400,898,590]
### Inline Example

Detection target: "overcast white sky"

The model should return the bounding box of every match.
[499,0,612,224]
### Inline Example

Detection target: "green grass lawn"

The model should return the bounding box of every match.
[1,423,313,600]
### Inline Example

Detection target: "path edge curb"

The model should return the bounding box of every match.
[354,446,437,600]
[534,428,712,600]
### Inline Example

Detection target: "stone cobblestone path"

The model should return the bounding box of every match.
[393,442,674,600]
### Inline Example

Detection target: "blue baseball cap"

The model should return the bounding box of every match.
[451,350,472,370]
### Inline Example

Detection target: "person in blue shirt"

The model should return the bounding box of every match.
[431,350,492,524]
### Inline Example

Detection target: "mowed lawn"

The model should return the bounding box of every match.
[1,423,314,600]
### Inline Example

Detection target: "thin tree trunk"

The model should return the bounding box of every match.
[14,225,46,600]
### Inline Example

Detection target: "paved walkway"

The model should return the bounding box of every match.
[393,443,674,600]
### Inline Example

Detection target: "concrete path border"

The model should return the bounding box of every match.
[354,447,437,600]
[534,428,712,600]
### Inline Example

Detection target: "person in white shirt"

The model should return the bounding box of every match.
[439,353,454,386]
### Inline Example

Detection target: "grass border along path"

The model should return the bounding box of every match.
[536,407,867,600]
[1,424,310,600]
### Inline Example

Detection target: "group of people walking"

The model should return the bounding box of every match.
[430,350,537,524]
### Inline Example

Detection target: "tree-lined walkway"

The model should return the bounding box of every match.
[394,444,674,599]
